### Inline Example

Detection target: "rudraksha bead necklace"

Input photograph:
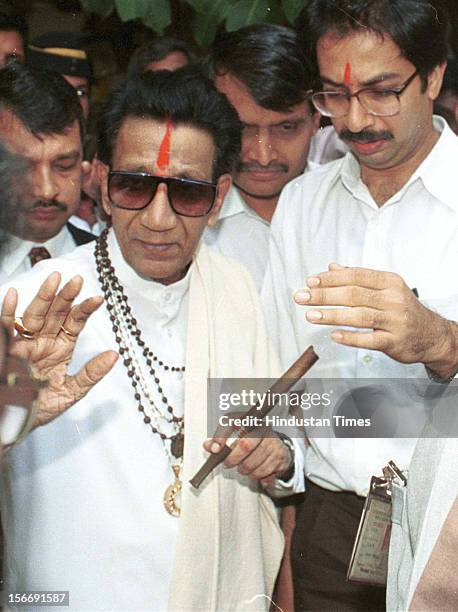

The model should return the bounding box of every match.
[94,229,185,461]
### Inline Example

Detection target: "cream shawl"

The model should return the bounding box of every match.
[170,244,284,611]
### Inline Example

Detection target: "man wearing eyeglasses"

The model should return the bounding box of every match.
[0,68,304,611]
[262,0,458,609]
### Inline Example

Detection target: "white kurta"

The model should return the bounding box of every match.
[0,231,288,611]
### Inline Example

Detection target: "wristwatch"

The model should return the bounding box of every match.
[276,432,295,482]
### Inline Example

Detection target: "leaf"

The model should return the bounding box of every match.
[190,0,230,48]
[281,0,305,24]
[225,0,271,31]
[143,0,172,34]
[79,0,114,18]
[185,0,211,12]
[114,0,149,22]
[264,0,286,25]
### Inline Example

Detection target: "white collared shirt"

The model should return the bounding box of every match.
[262,117,458,495]
[204,126,347,291]
[0,225,77,284]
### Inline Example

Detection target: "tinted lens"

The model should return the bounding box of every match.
[169,180,216,217]
[109,173,157,210]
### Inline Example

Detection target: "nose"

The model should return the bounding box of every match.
[345,95,375,134]
[244,127,278,166]
[139,182,177,231]
[32,166,59,201]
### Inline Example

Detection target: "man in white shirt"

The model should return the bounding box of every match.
[1,68,304,611]
[262,0,458,609]
[0,63,94,284]
[204,25,346,290]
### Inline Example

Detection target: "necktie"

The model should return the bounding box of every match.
[28,247,51,267]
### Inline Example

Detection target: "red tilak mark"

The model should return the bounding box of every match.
[156,118,174,175]
[344,62,352,86]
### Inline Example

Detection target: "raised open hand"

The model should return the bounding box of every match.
[1,272,118,429]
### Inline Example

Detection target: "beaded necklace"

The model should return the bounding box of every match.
[95,229,185,516]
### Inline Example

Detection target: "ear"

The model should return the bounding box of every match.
[427,62,447,101]
[311,111,321,133]
[207,174,231,227]
[96,161,112,217]
[82,157,102,202]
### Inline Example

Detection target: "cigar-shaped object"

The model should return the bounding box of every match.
[190,346,318,489]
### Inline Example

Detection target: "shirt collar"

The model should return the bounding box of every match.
[2,225,72,277]
[217,185,253,221]
[340,116,458,211]
[408,116,458,213]
[107,228,191,304]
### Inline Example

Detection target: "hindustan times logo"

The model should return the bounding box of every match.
[218,390,332,411]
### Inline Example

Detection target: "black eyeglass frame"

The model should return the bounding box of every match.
[107,170,219,218]
[311,70,419,117]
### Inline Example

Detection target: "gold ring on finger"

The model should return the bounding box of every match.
[60,325,77,338]
[14,317,35,339]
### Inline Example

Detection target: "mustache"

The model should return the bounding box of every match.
[339,129,394,143]
[28,199,68,212]
[236,161,289,174]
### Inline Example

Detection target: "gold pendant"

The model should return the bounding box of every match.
[163,465,182,517]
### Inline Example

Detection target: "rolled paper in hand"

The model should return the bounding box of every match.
[190,346,319,489]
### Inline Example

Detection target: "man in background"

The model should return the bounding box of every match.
[0,63,94,283]
[127,36,193,77]
[28,31,92,119]
[204,25,346,289]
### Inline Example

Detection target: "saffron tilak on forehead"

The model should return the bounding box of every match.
[344,62,352,86]
[156,118,174,174]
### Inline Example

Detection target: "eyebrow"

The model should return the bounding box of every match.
[321,72,402,88]
[53,151,81,163]
[112,167,210,182]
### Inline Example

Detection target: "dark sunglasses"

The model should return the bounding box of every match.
[108,171,218,218]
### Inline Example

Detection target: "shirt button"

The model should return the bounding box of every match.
[167,329,172,338]
[362,354,373,364]
[177,372,184,380]
[164,292,172,302]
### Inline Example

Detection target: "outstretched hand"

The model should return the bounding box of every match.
[1,272,118,429]
[294,263,457,377]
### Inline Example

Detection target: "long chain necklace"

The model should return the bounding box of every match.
[95,229,185,516]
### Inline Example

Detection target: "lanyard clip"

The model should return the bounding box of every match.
[382,460,407,487]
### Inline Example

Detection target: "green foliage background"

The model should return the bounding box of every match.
[79,0,307,48]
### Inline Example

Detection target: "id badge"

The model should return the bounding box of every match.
[347,476,392,586]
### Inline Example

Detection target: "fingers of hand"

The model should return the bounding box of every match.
[331,329,392,351]
[237,438,291,480]
[69,350,118,401]
[39,276,84,337]
[305,306,388,329]
[59,295,104,339]
[21,272,62,333]
[1,287,18,334]
[223,436,262,468]
[203,436,229,454]
[294,285,383,309]
[305,267,403,291]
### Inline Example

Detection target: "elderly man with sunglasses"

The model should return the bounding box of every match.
[0,67,304,611]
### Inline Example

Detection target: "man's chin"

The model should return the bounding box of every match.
[234,180,284,201]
